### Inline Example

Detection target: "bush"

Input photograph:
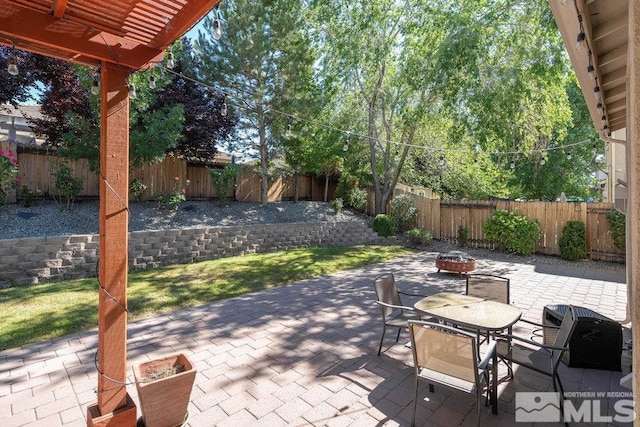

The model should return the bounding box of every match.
[157,176,189,211]
[51,161,83,211]
[373,214,397,237]
[559,220,587,261]
[331,198,343,214]
[606,210,625,250]
[348,188,368,211]
[389,194,418,232]
[19,185,39,207]
[129,178,148,202]
[406,227,432,246]
[457,225,469,247]
[208,164,240,205]
[483,209,541,256]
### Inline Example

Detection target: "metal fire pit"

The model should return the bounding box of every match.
[435,251,476,276]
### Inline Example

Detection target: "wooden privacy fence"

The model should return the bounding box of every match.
[13,150,326,203]
[391,190,624,262]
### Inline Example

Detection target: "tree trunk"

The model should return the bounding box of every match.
[258,113,268,206]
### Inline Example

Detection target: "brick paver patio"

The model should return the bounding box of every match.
[0,249,631,426]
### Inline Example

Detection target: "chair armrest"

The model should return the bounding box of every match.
[478,340,497,370]
[375,301,416,312]
[495,333,569,352]
[398,290,428,298]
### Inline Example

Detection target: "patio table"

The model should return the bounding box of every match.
[414,292,522,415]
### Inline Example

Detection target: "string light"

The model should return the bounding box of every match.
[566,152,571,160]
[7,42,18,76]
[128,81,137,100]
[155,61,598,161]
[166,52,175,69]
[575,14,585,51]
[587,52,595,79]
[91,69,100,95]
[220,100,228,117]
[149,74,156,90]
[212,7,223,40]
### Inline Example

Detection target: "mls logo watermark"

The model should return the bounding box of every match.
[516,392,634,423]
[515,392,561,422]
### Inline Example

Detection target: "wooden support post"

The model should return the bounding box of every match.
[87,64,136,426]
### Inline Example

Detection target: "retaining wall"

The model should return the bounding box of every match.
[0,221,390,287]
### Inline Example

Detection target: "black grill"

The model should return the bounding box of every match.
[543,304,622,371]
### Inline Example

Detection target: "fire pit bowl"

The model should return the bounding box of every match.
[435,251,476,276]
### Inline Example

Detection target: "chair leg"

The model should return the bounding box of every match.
[378,324,387,356]
[395,327,402,342]
[411,377,419,427]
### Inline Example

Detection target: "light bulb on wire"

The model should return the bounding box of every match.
[566,152,572,160]
[128,81,137,100]
[149,75,157,90]
[587,64,595,79]
[576,30,585,51]
[212,7,223,40]
[540,157,546,166]
[220,101,228,117]
[166,52,175,69]
[91,73,100,95]
[7,53,18,76]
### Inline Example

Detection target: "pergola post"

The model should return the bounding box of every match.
[87,64,137,426]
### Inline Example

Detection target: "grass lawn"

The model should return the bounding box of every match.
[0,245,414,351]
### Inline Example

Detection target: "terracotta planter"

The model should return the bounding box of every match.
[133,353,196,427]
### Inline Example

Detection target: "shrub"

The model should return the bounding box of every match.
[483,209,541,256]
[373,214,396,237]
[406,227,432,246]
[389,194,418,232]
[129,178,148,202]
[331,198,343,214]
[457,225,469,247]
[51,161,83,211]
[559,220,587,261]
[348,188,368,211]
[0,149,19,207]
[606,210,625,251]
[19,185,39,207]
[158,176,189,211]
[208,164,240,205]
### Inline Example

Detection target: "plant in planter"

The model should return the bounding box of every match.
[133,353,196,427]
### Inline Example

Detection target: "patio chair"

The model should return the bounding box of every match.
[465,273,511,345]
[465,273,510,304]
[408,320,496,427]
[495,305,578,424]
[373,273,424,356]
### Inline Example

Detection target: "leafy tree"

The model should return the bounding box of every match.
[312,0,444,214]
[152,39,237,163]
[196,0,317,205]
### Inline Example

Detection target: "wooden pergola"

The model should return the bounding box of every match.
[0,1,221,424]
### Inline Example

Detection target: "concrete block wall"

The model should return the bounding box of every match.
[0,221,391,287]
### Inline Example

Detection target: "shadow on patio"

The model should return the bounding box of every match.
[0,248,631,426]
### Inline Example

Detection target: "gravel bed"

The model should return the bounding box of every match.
[0,200,368,240]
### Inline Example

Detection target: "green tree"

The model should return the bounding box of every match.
[196,0,317,205]
[312,0,444,214]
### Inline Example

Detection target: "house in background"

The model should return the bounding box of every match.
[0,104,44,146]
